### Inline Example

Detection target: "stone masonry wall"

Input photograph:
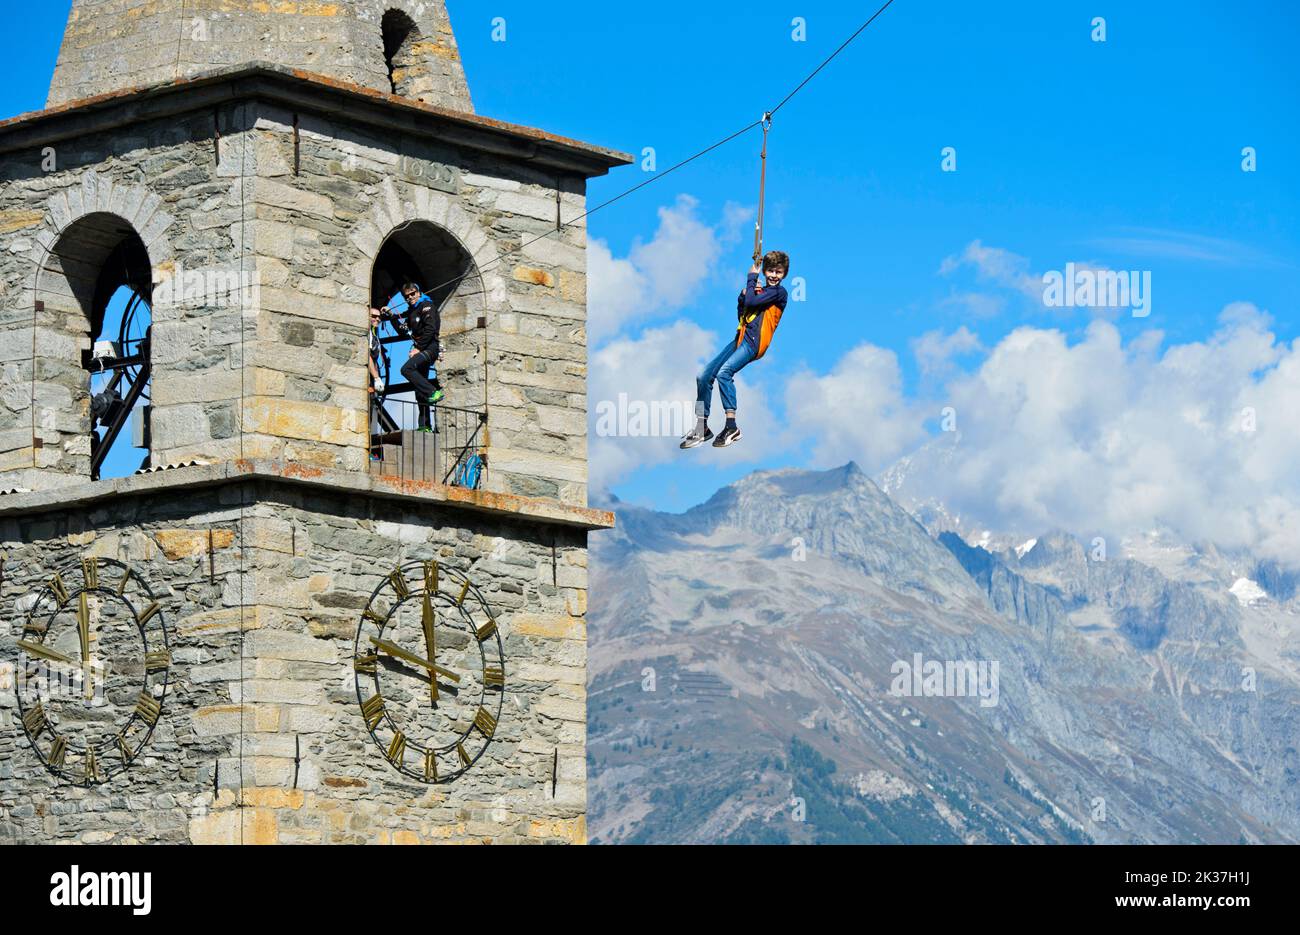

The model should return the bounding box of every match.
[229,481,589,844]
[0,488,243,844]
[48,0,473,113]
[0,111,244,492]
[0,478,589,844]
[3,98,594,505]
[252,103,593,504]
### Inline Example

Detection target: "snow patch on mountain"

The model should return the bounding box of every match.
[1230,577,1269,606]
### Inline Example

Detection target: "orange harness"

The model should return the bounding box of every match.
[736,302,785,360]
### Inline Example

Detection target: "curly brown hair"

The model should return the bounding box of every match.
[762,250,790,275]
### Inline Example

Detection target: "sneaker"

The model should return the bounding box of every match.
[679,426,714,449]
[712,425,742,447]
[430,389,445,404]
[417,426,434,434]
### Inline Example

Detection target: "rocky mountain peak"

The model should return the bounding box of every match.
[590,459,1300,844]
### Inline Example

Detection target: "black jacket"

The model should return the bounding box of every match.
[404,296,441,356]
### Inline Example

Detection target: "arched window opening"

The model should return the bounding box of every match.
[38,213,153,481]
[90,281,153,480]
[368,221,486,485]
[381,10,421,97]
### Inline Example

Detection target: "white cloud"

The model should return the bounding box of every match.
[587,195,737,344]
[912,326,984,376]
[940,240,1130,318]
[940,240,1043,301]
[897,305,1300,567]
[589,321,780,491]
[720,201,754,244]
[785,343,926,472]
[586,239,647,343]
[1086,228,1286,268]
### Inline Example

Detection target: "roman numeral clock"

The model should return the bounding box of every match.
[14,556,508,789]
[15,558,171,787]
[354,562,505,783]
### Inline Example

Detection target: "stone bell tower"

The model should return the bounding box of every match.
[0,2,629,844]
[48,0,474,112]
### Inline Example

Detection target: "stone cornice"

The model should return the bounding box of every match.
[0,63,633,178]
[0,460,616,531]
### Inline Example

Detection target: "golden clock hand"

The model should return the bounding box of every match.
[368,636,461,683]
[422,591,439,703]
[17,638,81,669]
[78,592,93,700]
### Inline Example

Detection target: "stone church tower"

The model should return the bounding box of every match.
[0,1,628,844]
[47,0,474,112]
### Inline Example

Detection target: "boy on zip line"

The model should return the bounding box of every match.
[681,250,790,449]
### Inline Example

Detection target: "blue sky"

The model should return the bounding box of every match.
[6,2,1298,544]
[467,0,1297,514]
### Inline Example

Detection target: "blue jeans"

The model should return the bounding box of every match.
[696,339,757,419]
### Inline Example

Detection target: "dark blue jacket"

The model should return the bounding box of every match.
[735,274,789,357]
[403,294,440,356]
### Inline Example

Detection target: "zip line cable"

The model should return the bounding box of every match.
[768,0,899,118]
[407,0,900,303]
[401,118,764,304]
[569,119,765,228]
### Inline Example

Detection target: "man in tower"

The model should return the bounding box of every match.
[366,306,390,457]
[396,282,444,432]
[368,306,388,396]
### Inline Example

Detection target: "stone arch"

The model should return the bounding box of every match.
[370,217,485,412]
[350,179,507,307]
[350,178,508,332]
[26,173,175,484]
[350,181,505,474]
[36,213,152,341]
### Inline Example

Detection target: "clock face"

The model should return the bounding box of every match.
[14,557,171,786]
[353,561,505,784]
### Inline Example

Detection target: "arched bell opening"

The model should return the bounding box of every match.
[36,212,154,481]
[381,9,426,99]
[367,220,487,485]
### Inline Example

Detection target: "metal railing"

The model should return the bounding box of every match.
[368,395,487,488]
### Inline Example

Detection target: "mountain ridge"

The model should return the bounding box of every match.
[589,461,1300,844]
